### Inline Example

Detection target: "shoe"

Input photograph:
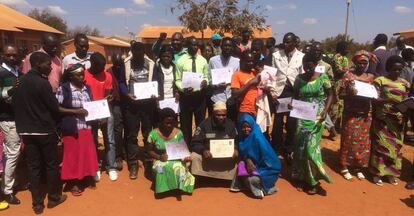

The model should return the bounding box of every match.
[4,194,21,205]
[94,171,101,182]
[108,170,118,181]
[373,176,383,186]
[387,176,398,186]
[33,204,44,214]
[356,172,365,180]
[129,166,138,180]
[47,194,67,209]
[0,201,9,211]
[340,169,353,181]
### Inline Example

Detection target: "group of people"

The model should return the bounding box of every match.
[0,29,413,214]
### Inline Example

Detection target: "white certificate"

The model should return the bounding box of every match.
[209,139,234,158]
[159,98,180,113]
[182,72,203,90]
[290,99,318,121]
[133,81,158,100]
[83,99,111,122]
[165,140,191,160]
[263,65,278,76]
[354,80,378,99]
[276,97,292,113]
[315,65,326,73]
[211,67,232,85]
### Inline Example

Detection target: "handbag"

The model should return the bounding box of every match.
[237,161,259,176]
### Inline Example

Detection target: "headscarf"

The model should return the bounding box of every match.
[352,50,378,73]
[62,63,85,82]
[238,114,281,192]
[213,101,227,111]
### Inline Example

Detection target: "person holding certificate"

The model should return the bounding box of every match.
[175,37,209,144]
[338,51,376,181]
[291,51,334,195]
[124,42,157,180]
[232,114,281,199]
[147,108,194,196]
[57,64,99,196]
[190,102,238,182]
[370,56,410,186]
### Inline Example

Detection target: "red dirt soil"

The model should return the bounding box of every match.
[6,133,414,216]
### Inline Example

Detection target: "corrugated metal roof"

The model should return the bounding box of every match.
[0,4,63,34]
[137,26,272,39]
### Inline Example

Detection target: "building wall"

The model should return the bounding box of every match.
[0,30,62,53]
[62,41,129,64]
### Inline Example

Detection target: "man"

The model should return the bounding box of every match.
[175,36,209,144]
[13,52,66,214]
[264,37,277,66]
[270,32,304,161]
[123,42,156,179]
[370,33,391,76]
[62,33,91,71]
[0,45,22,205]
[22,33,62,92]
[211,33,222,56]
[84,52,118,181]
[312,42,336,139]
[390,36,414,57]
[209,37,240,121]
[190,101,238,181]
[251,39,266,61]
[152,32,187,64]
[240,29,252,51]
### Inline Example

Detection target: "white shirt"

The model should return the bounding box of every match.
[271,49,304,97]
[390,45,414,57]
[161,65,174,99]
[62,52,92,73]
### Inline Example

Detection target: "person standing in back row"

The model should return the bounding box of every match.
[270,32,304,162]
[175,37,209,145]
[62,33,91,71]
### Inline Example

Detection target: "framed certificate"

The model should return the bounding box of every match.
[209,139,234,158]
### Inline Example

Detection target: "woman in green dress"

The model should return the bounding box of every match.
[147,108,195,195]
[370,55,410,186]
[291,51,334,195]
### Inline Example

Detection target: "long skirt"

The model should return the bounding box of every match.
[292,120,333,187]
[61,129,99,180]
[370,116,403,177]
[152,160,195,194]
[339,112,371,167]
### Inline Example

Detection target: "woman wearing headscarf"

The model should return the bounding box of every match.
[370,55,410,186]
[57,63,99,196]
[232,113,281,199]
[338,51,376,181]
[291,51,334,195]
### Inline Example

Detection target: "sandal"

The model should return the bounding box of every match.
[70,186,82,196]
[387,176,398,186]
[340,169,353,181]
[373,176,383,186]
[356,172,365,180]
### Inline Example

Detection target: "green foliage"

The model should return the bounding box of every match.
[301,34,372,56]
[171,0,267,38]
[28,8,68,33]
[65,25,102,41]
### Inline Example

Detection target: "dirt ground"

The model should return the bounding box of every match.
[5,131,414,216]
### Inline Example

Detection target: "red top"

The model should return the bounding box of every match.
[84,69,113,101]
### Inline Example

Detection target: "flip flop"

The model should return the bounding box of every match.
[340,169,353,181]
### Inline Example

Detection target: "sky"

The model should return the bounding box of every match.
[1,0,414,43]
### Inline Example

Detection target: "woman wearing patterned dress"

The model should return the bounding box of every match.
[370,55,410,186]
[338,51,376,181]
[147,108,195,195]
[291,51,334,195]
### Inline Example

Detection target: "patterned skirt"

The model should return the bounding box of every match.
[339,112,371,167]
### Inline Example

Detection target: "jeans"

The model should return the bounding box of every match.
[0,121,21,195]
[179,91,206,145]
[92,115,116,171]
[22,134,62,206]
[112,104,125,160]
[124,100,154,167]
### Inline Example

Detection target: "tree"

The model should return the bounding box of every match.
[171,0,267,39]
[28,8,68,33]
[301,34,371,56]
[64,25,102,41]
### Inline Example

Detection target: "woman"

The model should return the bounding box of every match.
[152,45,178,101]
[201,44,214,62]
[147,108,194,195]
[338,51,376,181]
[291,51,334,195]
[57,63,99,196]
[232,113,281,199]
[370,55,410,186]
